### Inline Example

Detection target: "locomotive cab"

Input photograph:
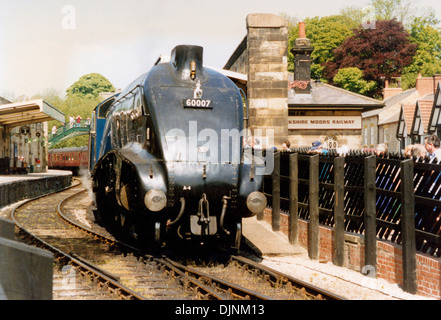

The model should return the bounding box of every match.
[91,45,267,251]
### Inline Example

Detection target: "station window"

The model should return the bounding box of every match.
[384,126,389,143]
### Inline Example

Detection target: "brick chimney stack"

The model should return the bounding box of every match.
[416,74,441,97]
[382,77,402,100]
[299,21,306,38]
[290,22,314,94]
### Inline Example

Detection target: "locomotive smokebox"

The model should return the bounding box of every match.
[170,45,203,81]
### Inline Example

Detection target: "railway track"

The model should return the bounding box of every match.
[11,181,344,300]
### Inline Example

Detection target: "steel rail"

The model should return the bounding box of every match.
[10,181,345,300]
[56,188,129,248]
[156,257,227,300]
[163,257,271,300]
[56,187,343,300]
[53,185,238,300]
[10,185,146,300]
[55,188,232,299]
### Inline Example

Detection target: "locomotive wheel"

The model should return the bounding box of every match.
[94,182,116,224]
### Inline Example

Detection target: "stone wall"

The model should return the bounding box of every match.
[224,13,290,148]
[246,14,289,148]
[0,175,72,208]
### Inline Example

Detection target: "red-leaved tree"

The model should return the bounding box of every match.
[324,19,417,95]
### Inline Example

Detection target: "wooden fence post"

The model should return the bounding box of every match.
[333,157,345,266]
[272,152,281,232]
[364,155,377,275]
[400,159,417,294]
[309,154,319,260]
[289,153,298,244]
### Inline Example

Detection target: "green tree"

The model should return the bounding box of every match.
[333,67,377,95]
[401,16,441,89]
[49,73,115,148]
[66,73,115,98]
[288,15,356,80]
[371,0,413,25]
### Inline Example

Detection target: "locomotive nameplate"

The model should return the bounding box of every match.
[183,99,213,109]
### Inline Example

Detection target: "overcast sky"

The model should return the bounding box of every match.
[0,0,439,99]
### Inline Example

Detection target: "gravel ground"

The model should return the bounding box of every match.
[1,198,434,300]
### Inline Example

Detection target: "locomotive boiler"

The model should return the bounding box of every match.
[90,45,267,250]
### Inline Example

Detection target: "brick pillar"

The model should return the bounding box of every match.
[246,13,288,148]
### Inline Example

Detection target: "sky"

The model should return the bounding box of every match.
[0,0,440,99]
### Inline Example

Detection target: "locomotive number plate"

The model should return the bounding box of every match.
[183,99,212,109]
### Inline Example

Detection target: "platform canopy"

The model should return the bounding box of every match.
[0,99,65,128]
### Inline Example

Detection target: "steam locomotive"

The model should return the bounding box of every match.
[89,45,267,250]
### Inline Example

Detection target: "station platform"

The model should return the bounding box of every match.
[241,215,432,300]
[0,170,72,209]
[0,169,72,186]
[242,216,306,257]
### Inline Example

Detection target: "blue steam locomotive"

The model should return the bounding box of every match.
[89,45,267,250]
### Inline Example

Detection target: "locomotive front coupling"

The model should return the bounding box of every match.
[190,193,217,236]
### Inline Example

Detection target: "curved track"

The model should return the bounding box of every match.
[11,184,191,300]
[11,182,344,300]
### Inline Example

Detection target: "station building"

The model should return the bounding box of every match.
[0,97,65,173]
[223,13,441,152]
[224,14,384,150]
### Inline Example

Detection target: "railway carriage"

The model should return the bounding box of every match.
[48,147,88,174]
[90,45,267,250]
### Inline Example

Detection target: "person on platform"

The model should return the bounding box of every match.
[404,144,413,158]
[308,141,328,155]
[375,143,388,156]
[411,144,427,159]
[424,135,441,161]
[75,115,82,127]
[281,140,291,152]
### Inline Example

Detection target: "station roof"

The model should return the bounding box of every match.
[288,78,384,110]
[0,99,65,128]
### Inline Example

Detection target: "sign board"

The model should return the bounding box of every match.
[288,116,361,130]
